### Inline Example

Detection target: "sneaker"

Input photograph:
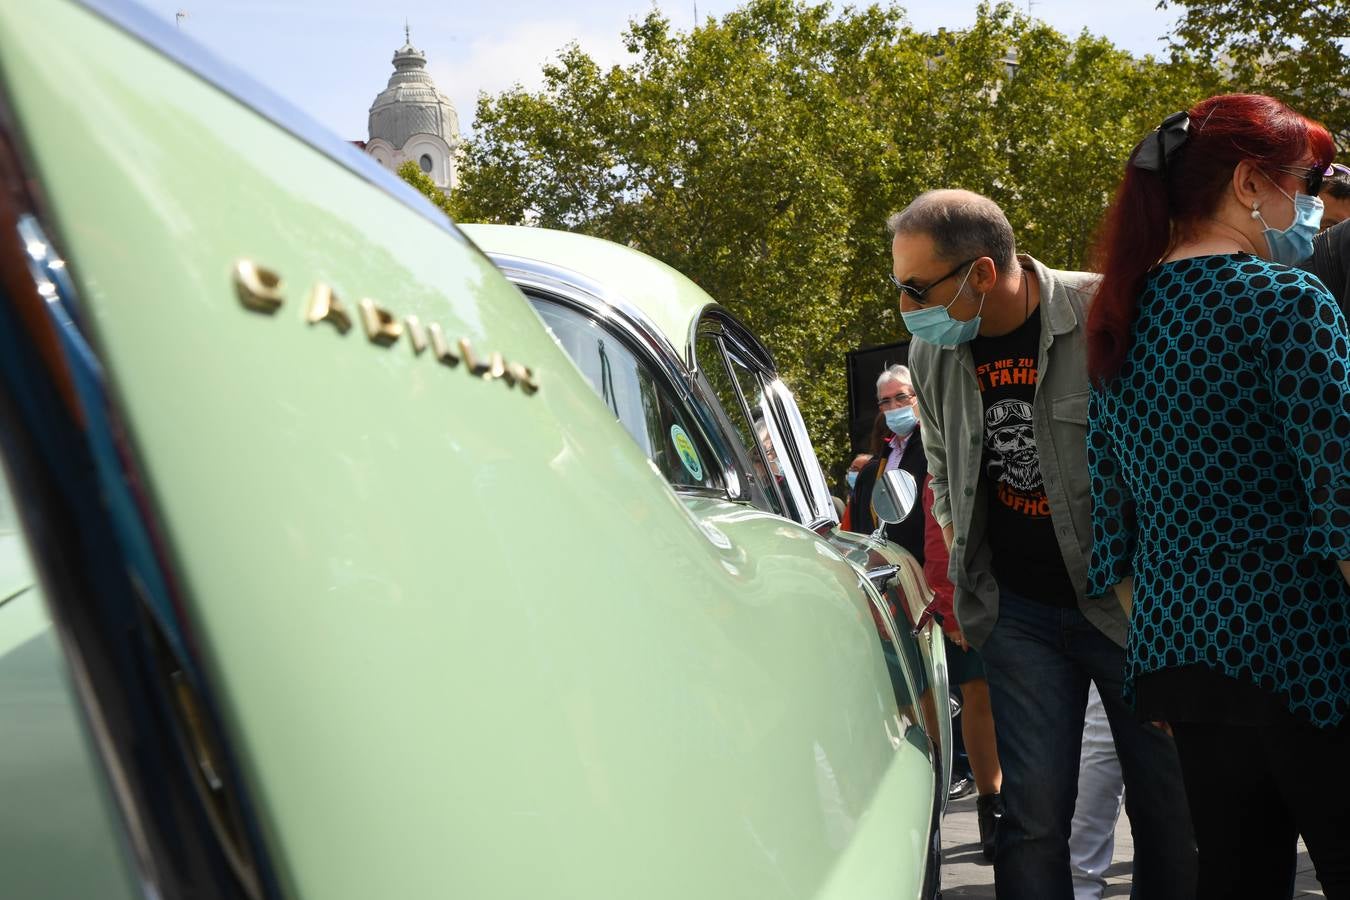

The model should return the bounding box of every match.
[947,774,976,801]
[976,792,1003,862]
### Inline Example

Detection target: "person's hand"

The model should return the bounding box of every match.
[949,626,969,651]
[1112,576,1134,618]
[1150,720,1173,738]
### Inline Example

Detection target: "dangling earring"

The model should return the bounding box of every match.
[1251,201,1261,219]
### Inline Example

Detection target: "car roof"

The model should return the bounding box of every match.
[460,224,713,359]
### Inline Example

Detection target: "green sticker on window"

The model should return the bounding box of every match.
[670,424,704,481]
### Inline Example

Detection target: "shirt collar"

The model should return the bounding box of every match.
[887,422,919,455]
[924,254,1087,351]
[1022,254,1084,337]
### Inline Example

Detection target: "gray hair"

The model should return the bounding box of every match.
[886,189,1017,270]
[876,364,912,393]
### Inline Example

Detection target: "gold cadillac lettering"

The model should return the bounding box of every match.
[234,260,538,395]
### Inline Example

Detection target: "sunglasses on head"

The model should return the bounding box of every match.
[889,258,978,305]
[1270,162,1337,196]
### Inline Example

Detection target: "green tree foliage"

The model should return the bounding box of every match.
[445,0,1216,473]
[395,160,471,220]
[1161,0,1350,149]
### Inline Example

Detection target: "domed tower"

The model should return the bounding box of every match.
[365,27,460,190]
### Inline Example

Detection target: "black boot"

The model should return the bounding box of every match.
[976,792,1002,862]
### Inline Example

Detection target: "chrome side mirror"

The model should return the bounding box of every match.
[871,469,918,531]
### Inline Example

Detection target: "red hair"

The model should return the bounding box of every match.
[1086,94,1335,383]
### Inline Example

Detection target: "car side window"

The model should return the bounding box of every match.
[694,331,792,517]
[725,356,807,522]
[530,297,725,493]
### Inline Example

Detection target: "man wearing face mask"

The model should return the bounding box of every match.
[843,453,871,498]
[1300,165,1350,317]
[889,190,1197,900]
[843,366,928,555]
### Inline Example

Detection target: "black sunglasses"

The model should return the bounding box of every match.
[889,258,978,305]
[1271,162,1336,196]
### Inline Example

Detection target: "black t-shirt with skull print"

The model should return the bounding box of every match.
[969,306,1078,608]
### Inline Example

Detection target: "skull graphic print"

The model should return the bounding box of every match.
[966,306,1076,602]
[984,399,1042,493]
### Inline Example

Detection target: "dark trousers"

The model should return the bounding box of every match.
[979,589,1197,900]
[1172,718,1350,900]
[949,683,973,785]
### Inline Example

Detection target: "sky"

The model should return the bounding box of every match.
[136,0,1184,142]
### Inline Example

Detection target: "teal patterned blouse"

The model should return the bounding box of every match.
[1087,254,1350,728]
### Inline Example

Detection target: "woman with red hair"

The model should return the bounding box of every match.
[1086,94,1350,897]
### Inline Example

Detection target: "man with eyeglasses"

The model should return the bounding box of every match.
[1300,163,1350,318]
[1315,162,1350,229]
[887,189,1196,900]
[843,365,928,554]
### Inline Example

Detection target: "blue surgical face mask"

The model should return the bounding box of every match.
[1256,177,1323,265]
[900,264,985,347]
[845,470,859,489]
[884,405,917,436]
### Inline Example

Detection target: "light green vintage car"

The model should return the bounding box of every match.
[0,1,946,898]
[462,222,951,793]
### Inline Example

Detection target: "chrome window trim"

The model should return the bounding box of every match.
[700,332,793,517]
[688,333,790,515]
[689,305,776,374]
[669,485,735,500]
[767,379,840,528]
[760,381,827,527]
[752,383,811,520]
[490,254,691,399]
[70,0,468,246]
[695,310,837,530]
[490,254,742,501]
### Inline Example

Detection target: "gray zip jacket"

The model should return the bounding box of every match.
[909,255,1127,649]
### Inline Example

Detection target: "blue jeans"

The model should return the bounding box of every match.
[979,589,1197,900]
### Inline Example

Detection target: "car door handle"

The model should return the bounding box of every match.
[864,564,897,593]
